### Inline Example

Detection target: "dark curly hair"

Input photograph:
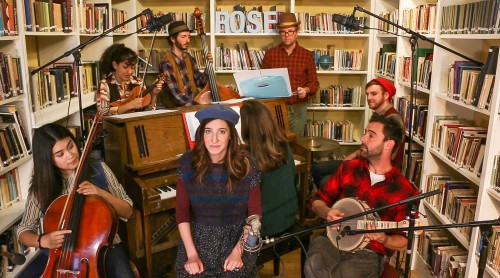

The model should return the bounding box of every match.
[99,43,138,77]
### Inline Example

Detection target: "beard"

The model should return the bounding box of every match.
[174,40,189,51]
[359,143,384,159]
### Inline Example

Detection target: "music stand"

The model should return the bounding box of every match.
[350,5,483,277]
[30,9,155,139]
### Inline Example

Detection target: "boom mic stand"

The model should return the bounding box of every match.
[30,9,154,140]
[264,189,441,244]
[351,5,483,277]
[345,218,500,278]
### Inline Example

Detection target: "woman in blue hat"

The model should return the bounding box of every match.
[175,104,262,277]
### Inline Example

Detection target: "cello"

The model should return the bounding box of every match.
[192,8,241,104]
[42,113,118,278]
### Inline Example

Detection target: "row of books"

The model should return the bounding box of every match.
[0,169,20,210]
[0,225,31,275]
[138,12,199,34]
[375,44,396,78]
[309,86,363,107]
[24,0,73,33]
[29,61,99,112]
[490,154,500,189]
[303,120,354,143]
[397,48,433,90]
[447,46,499,110]
[0,53,24,101]
[111,8,127,33]
[476,226,500,274]
[377,9,398,34]
[397,96,429,142]
[416,230,468,278]
[424,174,477,240]
[215,42,265,71]
[331,49,363,71]
[0,105,31,169]
[0,0,18,36]
[77,1,108,34]
[405,151,423,187]
[400,4,437,35]
[430,117,486,176]
[440,0,500,34]
[297,13,366,34]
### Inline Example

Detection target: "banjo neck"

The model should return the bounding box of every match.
[356,219,422,234]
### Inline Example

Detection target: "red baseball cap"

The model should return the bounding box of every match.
[371,78,396,100]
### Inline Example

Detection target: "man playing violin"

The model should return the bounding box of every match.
[159,21,209,108]
[97,43,163,115]
[261,12,319,135]
[305,114,418,278]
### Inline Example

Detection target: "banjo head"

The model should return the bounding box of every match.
[326,198,370,251]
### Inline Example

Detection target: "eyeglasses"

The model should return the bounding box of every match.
[279,30,297,36]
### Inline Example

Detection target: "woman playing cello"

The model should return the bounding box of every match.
[17,123,135,278]
[97,43,163,115]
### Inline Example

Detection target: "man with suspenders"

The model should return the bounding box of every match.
[159,21,208,108]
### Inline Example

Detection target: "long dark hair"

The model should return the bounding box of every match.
[240,100,289,172]
[192,119,249,192]
[99,43,138,77]
[29,123,80,212]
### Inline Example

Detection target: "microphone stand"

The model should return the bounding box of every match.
[351,5,483,277]
[345,218,500,278]
[30,9,154,140]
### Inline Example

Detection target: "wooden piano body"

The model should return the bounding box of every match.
[103,99,310,277]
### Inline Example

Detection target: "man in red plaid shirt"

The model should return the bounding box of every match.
[305,114,418,278]
[261,12,319,135]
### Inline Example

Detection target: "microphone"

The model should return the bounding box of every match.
[0,251,26,265]
[335,225,351,241]
[243,214,262,252]
[138,13,174,33]
[332,14,367,31]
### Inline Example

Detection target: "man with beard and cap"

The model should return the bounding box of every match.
[261,12,319,135]
[311,77,405,188]
[304,114,418,278]
[159,21,209,107]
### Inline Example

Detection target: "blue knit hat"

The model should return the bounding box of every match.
[195,104,240,125]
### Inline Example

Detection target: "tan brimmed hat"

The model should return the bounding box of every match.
[277,12,301,29]
[168,21,193,36]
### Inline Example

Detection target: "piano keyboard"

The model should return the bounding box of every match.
[155,185,176,199]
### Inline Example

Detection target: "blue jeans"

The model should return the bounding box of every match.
[18,243,134,278]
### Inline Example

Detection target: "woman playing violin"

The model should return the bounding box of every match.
[97,43,163,115]
[17,123,135,278]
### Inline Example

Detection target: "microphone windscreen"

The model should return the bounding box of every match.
[332,14,347,25]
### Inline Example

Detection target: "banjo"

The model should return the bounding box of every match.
[326,198,422,251]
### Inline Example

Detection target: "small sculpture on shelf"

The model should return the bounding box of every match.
[318,55,333,70]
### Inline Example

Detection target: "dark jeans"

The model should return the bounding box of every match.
[18,243,134,278]
[304,234,384,278]
[311,160,343,189]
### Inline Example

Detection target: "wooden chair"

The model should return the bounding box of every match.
[256,223,312,278]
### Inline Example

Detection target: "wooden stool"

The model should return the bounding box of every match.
[257,224,312,278]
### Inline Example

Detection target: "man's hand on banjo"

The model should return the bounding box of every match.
[364,222,388,245]
[326,208,345,230]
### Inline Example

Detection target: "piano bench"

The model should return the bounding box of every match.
[256,224,312,278]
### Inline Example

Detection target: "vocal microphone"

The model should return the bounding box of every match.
[335,225,351,241]
[332,14,368,31]
[0,251,26,265]
[243,214,262,252]
[137,13,174,33]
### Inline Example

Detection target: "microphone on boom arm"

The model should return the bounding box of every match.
[137,12,174,33]
[242,214,263,252]
[0,251,26,265]
[332,7,368,31]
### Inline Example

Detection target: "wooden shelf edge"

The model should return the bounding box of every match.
[0,201,27,234]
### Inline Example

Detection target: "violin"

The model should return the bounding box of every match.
[42,113,117,278]
[110,75,165,109]
[192,8,241,104]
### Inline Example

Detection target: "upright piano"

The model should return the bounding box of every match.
[103,99,310,278]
